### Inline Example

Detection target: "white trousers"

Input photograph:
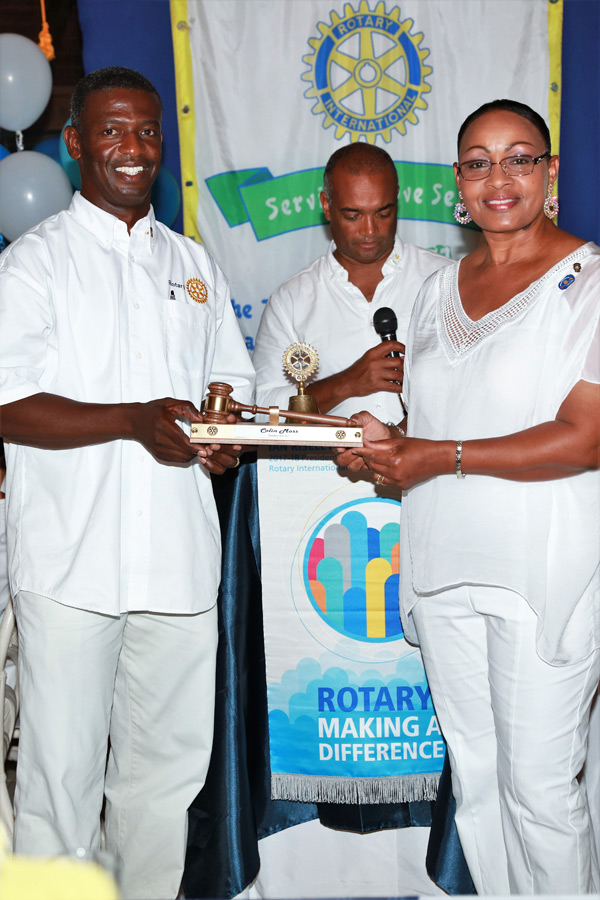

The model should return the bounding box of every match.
[411,584,600,896]
[13,591,218,900]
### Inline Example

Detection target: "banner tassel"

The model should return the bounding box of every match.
[271,772,440,804]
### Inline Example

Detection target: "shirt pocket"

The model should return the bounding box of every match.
[164,301,210,378]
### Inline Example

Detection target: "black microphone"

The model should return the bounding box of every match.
[373,306,407,414]
[373,307,403,357]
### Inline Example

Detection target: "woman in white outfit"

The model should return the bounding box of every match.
[0,442,8,618]
[336,100,600,895]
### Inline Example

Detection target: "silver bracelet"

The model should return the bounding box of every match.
[386,421,406,437]
[455,440,466,479]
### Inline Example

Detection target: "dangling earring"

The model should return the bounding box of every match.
[544,184,559,219]
[453,191,472,225]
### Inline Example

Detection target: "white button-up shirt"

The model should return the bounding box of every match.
[0,193,255,615]
[253,233,447,421]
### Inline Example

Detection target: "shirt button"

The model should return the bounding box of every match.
[135,352,142,359]
[133,303,140,309]
[130,254,135,262]
[136,509,143,517]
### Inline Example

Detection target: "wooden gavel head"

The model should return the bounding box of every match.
[202,383,238,424]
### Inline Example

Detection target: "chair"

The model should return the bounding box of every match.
[0,596,18,840]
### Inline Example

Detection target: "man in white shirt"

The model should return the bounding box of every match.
[253,143,446,422]
[252,144,449,896]
[0,67,254,900]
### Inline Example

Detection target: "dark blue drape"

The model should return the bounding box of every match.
[559,0,600,243]
[183,459,474,898]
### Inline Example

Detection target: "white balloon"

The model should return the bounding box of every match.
[0,152,73,241]
[0,34,53,132]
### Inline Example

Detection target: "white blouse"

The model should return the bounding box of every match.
[400,242,600,665]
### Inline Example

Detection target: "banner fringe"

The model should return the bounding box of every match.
[271,772,440,804]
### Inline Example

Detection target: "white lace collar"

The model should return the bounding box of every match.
[438,242,595,361]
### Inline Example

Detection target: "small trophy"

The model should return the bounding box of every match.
[282,342,321,417]
[190,343,363,447]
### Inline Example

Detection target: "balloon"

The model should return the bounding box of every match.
[35,135,61,163]
[0,152,73,241]
[59,119,82,190]
[0,34,52,132]
[151,166,181,227]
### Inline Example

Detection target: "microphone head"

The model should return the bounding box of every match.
[373,307,398,336]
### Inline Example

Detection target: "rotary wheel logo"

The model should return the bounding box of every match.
[186,278,208,304]
[302,0,432,144]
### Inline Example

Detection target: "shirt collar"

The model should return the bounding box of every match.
[382,233,405,273]
[68,191,158,252]
[325,232,405,282]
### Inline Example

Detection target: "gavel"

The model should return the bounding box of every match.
[202,383,356,427]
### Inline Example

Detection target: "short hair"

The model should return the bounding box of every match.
[457,99,551,157]
[323,143,399,201]
[70,66,162,131]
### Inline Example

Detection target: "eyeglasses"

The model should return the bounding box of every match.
[456,152,550,181]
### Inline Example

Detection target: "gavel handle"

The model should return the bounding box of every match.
[228,400,355,428]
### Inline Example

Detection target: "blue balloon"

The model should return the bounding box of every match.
[0,34,52,131]
[0,145,8,162]
[59,119,81,190]
[34,135,61,163]
[151,166,181,227]
[0,151,73,241]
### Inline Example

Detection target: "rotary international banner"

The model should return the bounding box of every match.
[171,0,561,802]
[170,0,560,348]
[258,449,443,802]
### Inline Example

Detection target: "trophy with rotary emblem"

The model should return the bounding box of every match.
[190,342,363,447]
